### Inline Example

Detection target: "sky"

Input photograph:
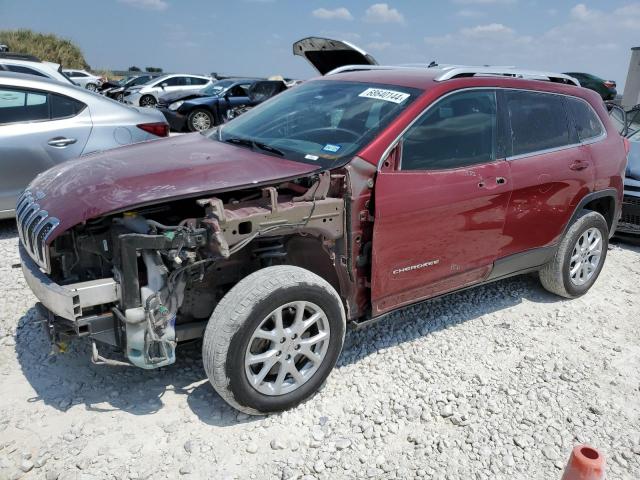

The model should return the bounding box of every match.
[1,0,639,89]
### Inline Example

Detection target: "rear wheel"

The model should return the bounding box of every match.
[539,210,608,298]
[85,83,98,92]
[140,95,156,107]
[116,92,124,102]
[202,266,345,414]
[188,109,214,131]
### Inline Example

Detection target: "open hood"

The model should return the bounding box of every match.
[293,37,378,75]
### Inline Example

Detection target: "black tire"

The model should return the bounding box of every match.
[202,266,345,415]
[539,210,609,298]
[187,109,215,132]
[85,83,98,92]
[139,95,156,107]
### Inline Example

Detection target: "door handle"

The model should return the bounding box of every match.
[569,160,590,171]
[48,137,77,148]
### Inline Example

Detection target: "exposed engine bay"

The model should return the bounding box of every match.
[45,171,356,368]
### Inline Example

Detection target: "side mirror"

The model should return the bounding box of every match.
[161,83,168,89]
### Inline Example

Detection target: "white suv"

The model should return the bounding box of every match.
[62,69,104,91]
[0,53,74,85]
[123,73,212,107]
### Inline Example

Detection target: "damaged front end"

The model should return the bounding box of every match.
[22,170,353,369]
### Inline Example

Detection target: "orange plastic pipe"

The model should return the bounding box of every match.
[561,445,606,480]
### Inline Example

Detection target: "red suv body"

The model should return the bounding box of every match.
[18,64,626,414]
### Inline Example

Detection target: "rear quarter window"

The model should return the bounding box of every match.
[505,90,572,157]
[566,97,604,141]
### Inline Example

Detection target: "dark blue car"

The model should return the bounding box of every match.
[158,78,287,132]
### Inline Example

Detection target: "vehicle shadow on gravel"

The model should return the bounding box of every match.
[338,273,565,367]
[14,307,253,427]
[14,272,564,424]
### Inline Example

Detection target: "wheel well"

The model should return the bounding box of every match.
[583,195,615,231]
[284,236,341,295]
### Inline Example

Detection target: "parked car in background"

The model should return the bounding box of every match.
[124,74,212,107]
[0,72,168,218]
[0,53,74,85]
[618,128,640,236]
[102,74,157,102]
[564,72,617,101]
[159,78,287,132]
[62,69,104,91]
[0,45,8,53]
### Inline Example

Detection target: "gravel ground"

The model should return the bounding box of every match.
[0,218,639,480]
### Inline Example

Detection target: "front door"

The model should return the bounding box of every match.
[371,89,512,316]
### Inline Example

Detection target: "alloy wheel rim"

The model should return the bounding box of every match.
[569,227,603,286]
[141,97,155,107]
[87,84,97,91]
[244,301,331,396]
[192,112,211,131]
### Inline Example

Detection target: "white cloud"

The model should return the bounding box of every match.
[570,3,600,21]
[118,0,168,10]
[364,3,405,24]
[312,7,353,20]
[460,23,514,37]
[424,3,640,88]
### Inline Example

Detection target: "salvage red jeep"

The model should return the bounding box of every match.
[18,40,627,414]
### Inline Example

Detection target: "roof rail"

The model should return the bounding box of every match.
[0,52,41,62]
[434,66,580,86]
[326,65,415,76]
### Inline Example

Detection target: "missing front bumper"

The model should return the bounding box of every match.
[20,244,120,320]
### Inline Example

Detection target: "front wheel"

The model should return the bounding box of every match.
[202,266,346,415]
[539,210,609,298]
[85,83,98,92]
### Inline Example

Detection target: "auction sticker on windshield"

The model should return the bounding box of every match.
[359,88,410,104]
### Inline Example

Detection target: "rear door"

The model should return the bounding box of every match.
[500,90,596,256]
[0,87,91,213]
[371,89,512,316]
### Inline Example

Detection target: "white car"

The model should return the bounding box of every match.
[62,69,104,91]
[123,73,212,107]
[0,53,74,85]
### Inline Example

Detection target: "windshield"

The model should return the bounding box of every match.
[202,80,234,96]
[211,80,421,167]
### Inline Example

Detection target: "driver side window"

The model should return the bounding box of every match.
[401,90,497,171]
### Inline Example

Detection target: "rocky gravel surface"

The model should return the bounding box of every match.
[0,218,639,480]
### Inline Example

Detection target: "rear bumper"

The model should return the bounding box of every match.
[158,108,187,131]
[20,244,120,320]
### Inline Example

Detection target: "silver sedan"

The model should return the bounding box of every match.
[0,72,169,218]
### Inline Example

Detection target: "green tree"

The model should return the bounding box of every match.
[145,67,163,73]
[0,29,89,69]
[128,66,142,72]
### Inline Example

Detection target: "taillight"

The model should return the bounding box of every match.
[604,80,616,88]
[623,137,630,155]
[137,122,169,137]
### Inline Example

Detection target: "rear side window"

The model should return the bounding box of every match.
[0,88,85,124]
[5,65,48,77]
[567,97,604,141]
[401,89,497,170]
[190,77,208,85]
[505,90,572,156]
[50,94,85,119]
